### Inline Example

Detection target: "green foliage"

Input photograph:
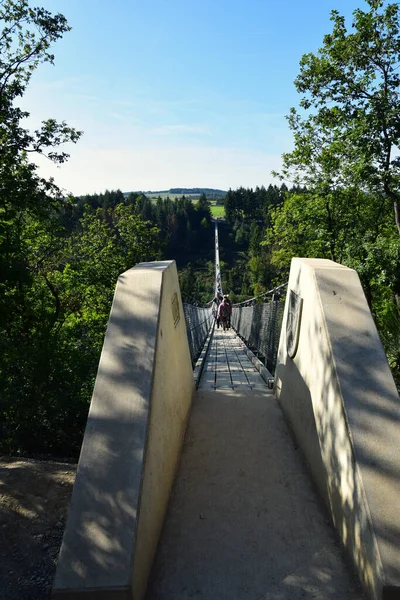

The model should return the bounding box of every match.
[196,193,212,223]
[374,289,400,390]
[268,0,400,388]
[224,184,288,225]
[0,202,161,456]
[179,261,215,304]
[277,0,400,234]
[265,186,400,387]
[77,190,214,263]
[265,188,385,270]
[0,2,163,457]
[0,0,83,456]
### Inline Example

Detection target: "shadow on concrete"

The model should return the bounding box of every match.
[146,390,365,600]
[52,261,400,599]
[53,271,162,594]
[277,268,400,598]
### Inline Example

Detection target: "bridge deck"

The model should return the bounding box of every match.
[146,329,365,600]
[198,327,268,391]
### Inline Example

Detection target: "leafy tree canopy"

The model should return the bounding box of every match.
[276,0,400,234]
[0,2,164,457]
[0,0,81,173]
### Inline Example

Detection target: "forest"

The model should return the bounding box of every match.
[1,0,399,458]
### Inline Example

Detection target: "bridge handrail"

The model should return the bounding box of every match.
[232,282,288,307]
[182,294,213,308]
[183,307,213,333]
[182,300,214,366]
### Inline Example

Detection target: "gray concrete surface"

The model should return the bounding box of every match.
[275,258,400,600]
[53,261,194,599]
[146,388,365,600]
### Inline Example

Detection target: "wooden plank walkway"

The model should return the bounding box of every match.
[198,327,268,391]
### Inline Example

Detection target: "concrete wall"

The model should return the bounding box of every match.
[53,261,194,599]
[275,258,400,600]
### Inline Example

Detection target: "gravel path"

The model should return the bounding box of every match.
[0,457,76,600]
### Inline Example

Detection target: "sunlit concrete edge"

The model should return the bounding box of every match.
[52,260,194,599]
[275,258,400,600]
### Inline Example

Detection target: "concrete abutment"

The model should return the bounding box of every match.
[52,260,194,599]
[52,256,400,600]
[275,258,400,600]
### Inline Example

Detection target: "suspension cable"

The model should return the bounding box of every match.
[214,220,223,297]
[232,282,288,307]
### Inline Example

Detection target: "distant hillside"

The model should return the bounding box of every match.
[167,188,226,195]
[125,188,226,197]
[124,187,227,204]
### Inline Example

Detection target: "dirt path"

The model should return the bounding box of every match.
[0,457,76,600]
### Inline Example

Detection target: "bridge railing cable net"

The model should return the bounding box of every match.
[182,296,214,367]
[231,282,288,374]
[182,220,221,368]
[182,221,287,373]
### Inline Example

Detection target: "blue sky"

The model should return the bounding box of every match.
[20,0,365,195]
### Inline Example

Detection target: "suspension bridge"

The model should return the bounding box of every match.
[53,222,400,600]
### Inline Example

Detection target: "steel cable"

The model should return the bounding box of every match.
[181,220,286,373]
[183,302,214,366]
[231,285,287,374]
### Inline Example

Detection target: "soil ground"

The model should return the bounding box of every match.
[0,457,77,600]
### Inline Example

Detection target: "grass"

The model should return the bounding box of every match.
[145,194,226,216]
[210,205,225,217]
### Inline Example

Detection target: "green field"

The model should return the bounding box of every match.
[210,205,225,217]
[145,193,225,216]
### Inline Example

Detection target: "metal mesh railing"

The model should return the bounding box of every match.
[231,284,287,374]
[182,222,286,372]
[183,301,214,367]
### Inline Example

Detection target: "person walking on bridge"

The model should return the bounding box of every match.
[218,296,230,331]
[223,294,232,328]
[214,292,223,327]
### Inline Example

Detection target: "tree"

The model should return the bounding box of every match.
[278,0,400,234]
[0,0,81,172]
[264,186,400,387]
[0,0,82,327]
[0,0,82,302]
[265,189,388,275]
[0,1,83,455]
[0,201,162,456]
[196,192,211,222]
